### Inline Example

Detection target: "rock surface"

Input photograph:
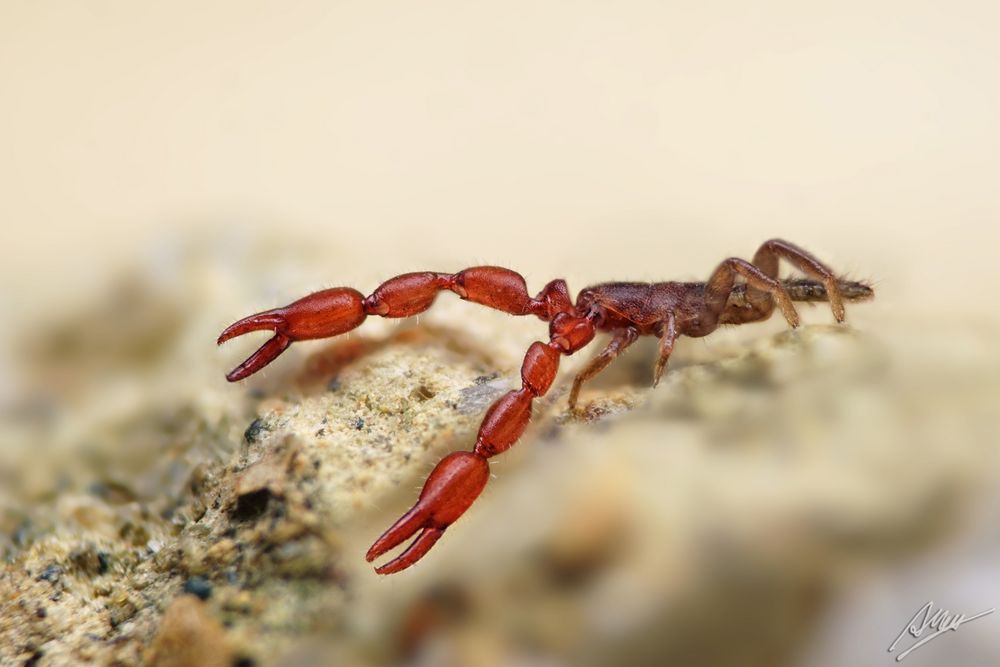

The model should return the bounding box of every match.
[1,252,997,666]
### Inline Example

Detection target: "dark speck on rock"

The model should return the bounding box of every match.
[411,384,436,401]
[244,418,268,444]
[352,416,365,430]
[183,576,213,600]
[327,377,342,392]
[88,480,137,504]
[234,488,271,521]
[473,373,499,385]
[97,551,111,575]
[37,564,62,583]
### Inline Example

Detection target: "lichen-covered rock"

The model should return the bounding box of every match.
[1,249,997,667]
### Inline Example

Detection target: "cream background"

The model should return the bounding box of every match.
[2,0,998,319]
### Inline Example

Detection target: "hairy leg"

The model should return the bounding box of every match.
[568,327,639,412]
[705,257,800,329]
[652,313,678,387]
[752,238,846,322]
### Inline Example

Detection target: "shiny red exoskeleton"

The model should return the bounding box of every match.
[218,239,873,574]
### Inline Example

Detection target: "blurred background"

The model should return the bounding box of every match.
[1,1,998,666]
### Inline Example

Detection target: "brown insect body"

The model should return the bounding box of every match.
[579,281,713,336]
[218,239,873,574]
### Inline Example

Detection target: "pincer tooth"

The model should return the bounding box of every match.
[366,505,430,563]
[217,311,287,345]
[373,528,444,575]
[224,334,291,382]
